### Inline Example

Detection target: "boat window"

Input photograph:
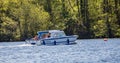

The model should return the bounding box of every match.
[51,32,66,38]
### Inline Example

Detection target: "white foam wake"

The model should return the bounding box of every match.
[0,44,34,48]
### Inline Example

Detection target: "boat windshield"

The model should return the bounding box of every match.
[50,31,66,38]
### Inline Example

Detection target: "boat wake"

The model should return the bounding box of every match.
[0,44,34,48]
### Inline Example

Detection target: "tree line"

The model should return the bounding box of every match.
[0,0,120,42]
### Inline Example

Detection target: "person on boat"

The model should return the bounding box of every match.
[33,35,39,40]
[42,34,48,39]
[42,33,51,39]
[48,33,51,38]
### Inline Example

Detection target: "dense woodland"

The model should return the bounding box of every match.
[0,0,120,42]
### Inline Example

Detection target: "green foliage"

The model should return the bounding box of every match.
[92,20,107,37]
[116,28,120,37]
[0,0,120,41]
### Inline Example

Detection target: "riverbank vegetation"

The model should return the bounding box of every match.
[0,0,120,41]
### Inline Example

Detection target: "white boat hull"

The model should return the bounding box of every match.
[25,30,78,45]
[26,36,77,45]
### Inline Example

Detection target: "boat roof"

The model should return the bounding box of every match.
[49,30,63,33]
[37,30,63,34]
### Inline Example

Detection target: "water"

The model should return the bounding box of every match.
[0,38,120,63]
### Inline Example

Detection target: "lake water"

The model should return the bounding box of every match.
[0,38,120,63]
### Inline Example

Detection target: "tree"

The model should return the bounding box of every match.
[80,0,91,38]
[114,0,120,26]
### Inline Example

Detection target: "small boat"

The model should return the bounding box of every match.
[25,30,78,45]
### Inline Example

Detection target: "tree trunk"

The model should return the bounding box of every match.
[103,0,112,38]
[62,0,66,18]
[80,0,91,38]
[46,0,54,29]
[114,0,120,26]
[23,15,28,40]
[76,0,80,19]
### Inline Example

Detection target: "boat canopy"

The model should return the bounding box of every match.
[37,30,66,38]
[37,31,49,38]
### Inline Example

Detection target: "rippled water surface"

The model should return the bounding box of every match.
[0,38,120,63]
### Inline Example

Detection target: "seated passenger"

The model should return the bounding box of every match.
[48,33,51,38]
[42,34,48,39]
[42,33,51,39]
[33,35,39,40]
